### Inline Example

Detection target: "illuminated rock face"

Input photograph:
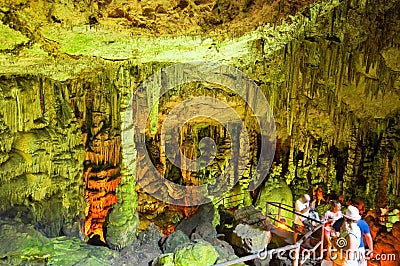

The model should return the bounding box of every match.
[0,69,138,246]
[0,76,85,238]
[0,0,400,254]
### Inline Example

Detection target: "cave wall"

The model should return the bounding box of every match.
[0,0,399,250]
[0,63,167,246]
[0,75,85,237]
[243,0,400,207]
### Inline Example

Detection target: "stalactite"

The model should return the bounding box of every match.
[0,0,400,255]
[85,136,121,167]
[0,75,85,238]
[376,153,390,208]
[83,144,121,243]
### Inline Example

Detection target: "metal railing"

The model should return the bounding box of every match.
[266,201,322,227]
[266,201,324,265]
[215,201,325,266]
[215,193,245,209]
[378,214,399,230]
[215,224,324,266]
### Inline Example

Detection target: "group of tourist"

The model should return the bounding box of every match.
[294,194,373,266]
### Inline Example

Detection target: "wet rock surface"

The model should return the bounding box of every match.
[0,218,118,265]
[191,221,218,242]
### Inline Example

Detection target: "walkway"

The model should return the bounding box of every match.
[215,201,324,266]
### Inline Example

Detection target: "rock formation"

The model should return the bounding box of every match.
[0,0,399,264]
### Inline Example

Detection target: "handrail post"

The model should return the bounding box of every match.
[292,245,300,266]
[320,224,324,260]
[278,202,282,221]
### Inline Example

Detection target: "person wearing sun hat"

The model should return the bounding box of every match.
[343,205,362,221]
[332,205,361,266]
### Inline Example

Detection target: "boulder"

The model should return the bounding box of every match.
[231,224,271,253]
[175,203,215,236]
[209,238,235,261]
[0,219,117,265]
[113,223,163,266]
[162,230,190,253]
[0,219,52,260]
[234,205,266,227]
[155,240,219,266]
[174,241,218,266]
[138,223,163,247]
[209,238,247,265]
[191,221,217,242]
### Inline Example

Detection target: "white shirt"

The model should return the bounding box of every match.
[294,199,309,225]
[324,210,343,222]
[342,223,361,265]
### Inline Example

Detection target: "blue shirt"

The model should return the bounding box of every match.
[357,219,370,248]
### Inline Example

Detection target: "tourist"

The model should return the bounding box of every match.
[350,199,374,265]
[357,217,373,266]
[294,194,313,232]
[316,186,325,206]
[323,200,343,260]
[332,206,361,266]
[338,194,345,204]
[324,201,343,224]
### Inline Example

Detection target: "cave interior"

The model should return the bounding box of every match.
[0,0,400,265]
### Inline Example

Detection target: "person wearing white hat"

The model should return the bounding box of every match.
[332,205,361,266]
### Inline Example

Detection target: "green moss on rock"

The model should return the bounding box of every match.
[173,241,218,266]
[255,177,294,225]
[0,22,29,51]
[0,219,117,265]
[156,241,219,266]
[158,253,175,266]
